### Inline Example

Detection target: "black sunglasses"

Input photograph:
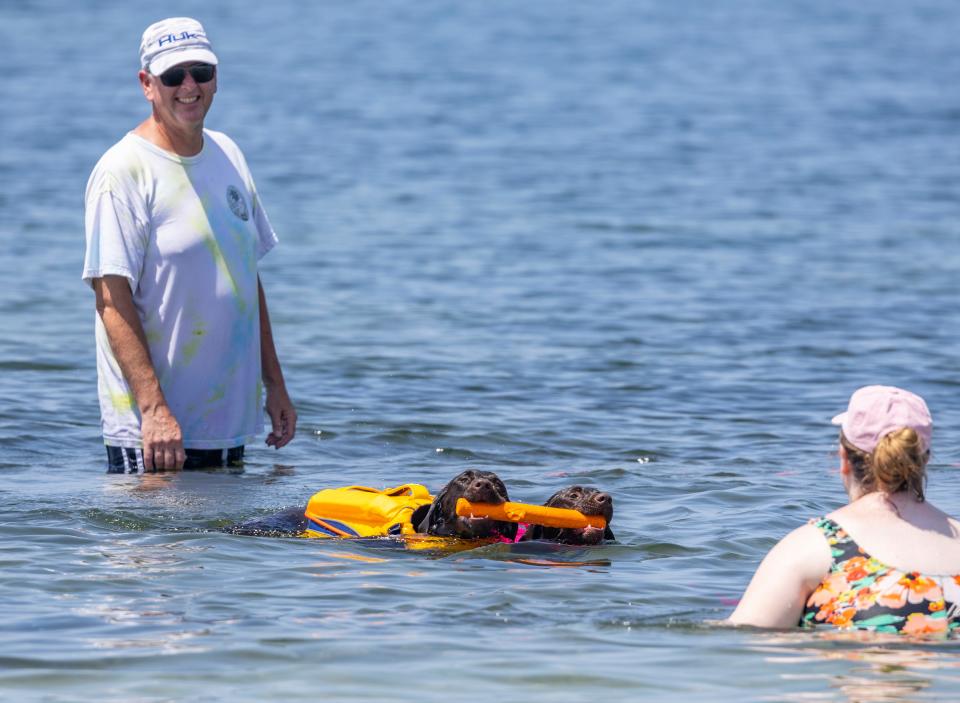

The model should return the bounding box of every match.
[158,63,216,88]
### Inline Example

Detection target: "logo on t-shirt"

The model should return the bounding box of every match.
[226,186,250,221]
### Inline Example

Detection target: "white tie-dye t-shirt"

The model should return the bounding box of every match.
[83,130,278,449]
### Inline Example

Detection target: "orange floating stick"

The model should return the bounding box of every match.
[456,498,606,530]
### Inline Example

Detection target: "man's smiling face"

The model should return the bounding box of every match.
[140,62,217,133]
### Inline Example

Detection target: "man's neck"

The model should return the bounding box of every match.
[133,116,204,156]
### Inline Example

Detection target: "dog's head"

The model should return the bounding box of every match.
[416,469,517,540]
[527,485,615,545]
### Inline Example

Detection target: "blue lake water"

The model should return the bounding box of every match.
[2,0,960,700]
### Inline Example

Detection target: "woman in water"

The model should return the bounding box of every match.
[729,385,960,635]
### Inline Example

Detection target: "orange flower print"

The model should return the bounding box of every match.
[847,567,868,582]
[877,586,908,610]
[901,612,948,636]
[816,601,836,623]
[929,599,945,612]
[853,587,876,611]
[869,570,904,609]
[898,574,943,604]
[829,607,857,628]
[843,556,869,582]
[807,590,829,611]
[807,572,847,608]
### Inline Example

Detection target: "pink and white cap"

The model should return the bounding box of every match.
[832,385,932,454]
[140,17,218,76]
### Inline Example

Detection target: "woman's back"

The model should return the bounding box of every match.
[828,493,960,575]
[803,494,960,635]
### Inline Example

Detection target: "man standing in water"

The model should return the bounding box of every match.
[82,18,296,472]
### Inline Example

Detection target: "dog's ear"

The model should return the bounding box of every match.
[418,488,451,535]
[543,492,562,508]
[489,474,510,502]
[417,488,446,533]
[411,504,430,532]
[419,472,472,535]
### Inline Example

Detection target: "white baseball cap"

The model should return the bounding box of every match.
[140,17,219,76]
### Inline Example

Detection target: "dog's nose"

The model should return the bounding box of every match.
[471,478,493,492]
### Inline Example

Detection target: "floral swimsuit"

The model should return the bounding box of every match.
[801,517,960,636]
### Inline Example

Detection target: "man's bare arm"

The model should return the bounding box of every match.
[259,276,296,449]
[94,275,185,470]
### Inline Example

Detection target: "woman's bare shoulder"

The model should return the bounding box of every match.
[827,498,960,572]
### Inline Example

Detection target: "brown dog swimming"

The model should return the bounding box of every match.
[522,486,615,545]
[226,469,517,541]
[415,469,517,540]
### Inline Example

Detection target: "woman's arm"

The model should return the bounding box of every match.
[727,523,832,629]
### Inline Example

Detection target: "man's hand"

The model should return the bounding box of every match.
[265,385,297,449]
[141,404,186,470]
